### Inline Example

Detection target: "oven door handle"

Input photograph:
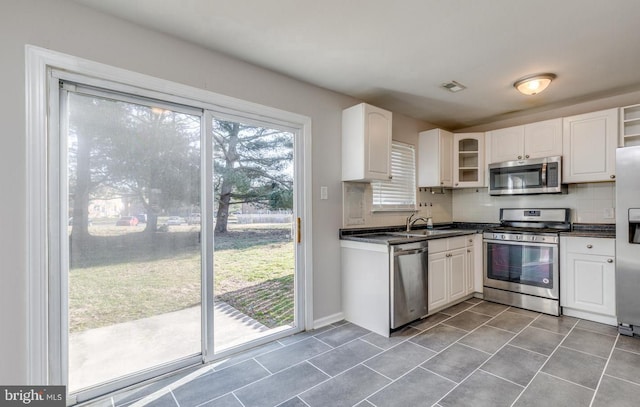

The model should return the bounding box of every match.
[541,163,547,186]
[483,238,557,247]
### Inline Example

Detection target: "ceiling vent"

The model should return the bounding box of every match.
[441,81,467,93]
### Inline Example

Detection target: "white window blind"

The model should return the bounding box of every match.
[372,142,416,211]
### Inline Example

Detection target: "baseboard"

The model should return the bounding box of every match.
[561,308,617,326]
[313,312,345,330]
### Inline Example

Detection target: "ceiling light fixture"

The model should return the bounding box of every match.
[513,73,556,96]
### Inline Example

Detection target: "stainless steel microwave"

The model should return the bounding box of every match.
[488,156,564,195]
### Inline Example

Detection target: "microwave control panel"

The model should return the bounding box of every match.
[547,162,559,186]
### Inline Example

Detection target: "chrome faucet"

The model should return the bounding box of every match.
[406,213,430,231]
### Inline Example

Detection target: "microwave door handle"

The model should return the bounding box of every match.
[541,163,547,186]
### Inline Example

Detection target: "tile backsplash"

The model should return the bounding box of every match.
[452,182,616,224]
[343,181,616,228]
[342,183,453,228]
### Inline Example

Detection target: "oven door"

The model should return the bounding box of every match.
[483,238,559,299]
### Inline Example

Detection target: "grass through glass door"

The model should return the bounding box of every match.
[211,118,295,351]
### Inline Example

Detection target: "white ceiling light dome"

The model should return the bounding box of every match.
[514,73,557,95]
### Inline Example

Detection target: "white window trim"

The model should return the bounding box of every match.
[25,45,314,385]
[371,142,417,212]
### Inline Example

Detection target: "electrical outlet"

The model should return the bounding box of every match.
[603,207,615,219]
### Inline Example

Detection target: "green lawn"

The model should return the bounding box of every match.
[69,224,294,332]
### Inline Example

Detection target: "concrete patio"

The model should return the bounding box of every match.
[69,301,271,391]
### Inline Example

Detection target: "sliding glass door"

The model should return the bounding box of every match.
[61,86,204,393]
[47,75,306,402]
[209,116,297,352]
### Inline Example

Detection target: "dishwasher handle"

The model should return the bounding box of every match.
[393,247,428,256]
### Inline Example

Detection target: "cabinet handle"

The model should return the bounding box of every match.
[455,183,459,186]
[525,155,530,159]
[440,182,444,185]
[469,239,473,243]
[389,176,393,180]
[610,175,616,179]
[467,249,471,253]
[517,155,522,159]
[607,259,614,263]
[587,244,593,249]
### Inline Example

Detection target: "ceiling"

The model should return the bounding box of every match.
[76,0,640,130]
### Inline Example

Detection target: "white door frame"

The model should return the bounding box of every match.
[26,45,313,395]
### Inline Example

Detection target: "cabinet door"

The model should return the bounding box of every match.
[365,107,392,180]
[488,126,524,163]
[453,133,484,188]
[465,246,475,295]
[448,249,467,302]
[440,133,453,187]
[524,118,562,159]
[428,252,449,311]
[561,252,616,316]
[342,103,392,181]
[418,129,453,187]
[562,108,618,183]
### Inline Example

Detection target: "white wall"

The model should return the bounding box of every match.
[0,0,432,384]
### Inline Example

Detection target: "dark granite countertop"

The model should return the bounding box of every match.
[340,222,489,245]
[561,223,615,239]
[340,222,616,243]
[341,229,478,245]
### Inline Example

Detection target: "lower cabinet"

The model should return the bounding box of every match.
[341,233,481,336]
[428,236,475,313]
[560,236,616,325]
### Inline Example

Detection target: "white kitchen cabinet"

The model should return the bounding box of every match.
[448,248,467,302]
[418,128,453,187]
[465,235,478,295]
[428,251,449,311]
[453,133,484,188]
[560,236,616,325]
[620,104,640,147]
[341,240,391,336]
[342,103,392,182]
[562,108,618,183]
[487,118,562,164]
[487,126,525,163]
[427,236,475,313]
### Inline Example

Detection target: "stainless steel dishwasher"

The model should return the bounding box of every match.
[390,240,429,328]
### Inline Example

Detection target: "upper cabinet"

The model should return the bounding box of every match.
[620,104,640,147]
[418,128,453,187]
[562,108,618,183]
[453,133,484,188]
[342,103,392,182]
[487,118,562,164]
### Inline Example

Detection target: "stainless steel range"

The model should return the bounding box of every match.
[483,208,571,315]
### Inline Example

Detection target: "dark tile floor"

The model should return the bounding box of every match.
[89,299,640,407]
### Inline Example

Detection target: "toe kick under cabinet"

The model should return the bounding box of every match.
[560,236,616,325]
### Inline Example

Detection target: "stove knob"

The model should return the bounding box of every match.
[531,236,537,241]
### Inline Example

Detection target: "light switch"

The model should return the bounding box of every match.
[320,186,328,200]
